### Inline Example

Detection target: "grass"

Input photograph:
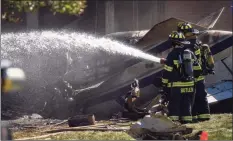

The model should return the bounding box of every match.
[13,114,232,140]
[40,131,134,140]
[13,129,43,139]
[185,114,232,140]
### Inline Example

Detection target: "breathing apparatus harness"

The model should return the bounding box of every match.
[169,31,195,82]
[177,22,215,76]
[178,49,197,81]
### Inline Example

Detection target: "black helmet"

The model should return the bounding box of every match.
[169,31,190,45]
[177,22,199,35]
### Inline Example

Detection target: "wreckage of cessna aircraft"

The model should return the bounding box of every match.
[35,7,232,120]
[68,7,232,119]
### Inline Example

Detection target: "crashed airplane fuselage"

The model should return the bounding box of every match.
[73,7,232,118]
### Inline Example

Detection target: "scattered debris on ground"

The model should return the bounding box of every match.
[68,114,95,127]
[9,114,232,140]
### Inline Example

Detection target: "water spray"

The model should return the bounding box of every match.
[1,31,161,64]
[1,30,163,118]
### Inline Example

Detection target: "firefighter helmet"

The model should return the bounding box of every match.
[169,31,190,45]
[177,22,199,35]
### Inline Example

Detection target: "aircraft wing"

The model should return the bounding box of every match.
[104,30,148,39]
[207,80,232,104]
[135,18,208,50]
[104,30,149,44]
[196,7,225,29]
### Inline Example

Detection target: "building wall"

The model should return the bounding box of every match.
[1,1,231,34]
[164,1,232,31]
[113,0,232,32]
[114,0,166,31]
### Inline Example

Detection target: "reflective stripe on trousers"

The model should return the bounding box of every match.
[192,115,198,120]
[198,114,210,119]
[162,78,168,84]
[181,116,192,122]
[169,116,179,121]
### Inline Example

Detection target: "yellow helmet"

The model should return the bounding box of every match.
[177,22,199,35]
[177,22,183,29]
[169,31,190,45]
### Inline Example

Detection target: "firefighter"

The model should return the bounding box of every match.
[177,22,214,122]
[1,60,26,140]
[161,31,195,124]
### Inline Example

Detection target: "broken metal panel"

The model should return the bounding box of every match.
[128,113,191,140]
[207,81,233,104]
[104,7,227,49]
[135,17,207,49]
[115,96,126,106]
[205,55,232,86]
[196,7,225,29]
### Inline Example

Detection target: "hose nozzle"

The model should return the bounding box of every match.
[160,58,167,64]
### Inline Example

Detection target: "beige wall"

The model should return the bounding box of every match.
[164,1,232,31]
[113,0,232,32]
[2,1,231,34]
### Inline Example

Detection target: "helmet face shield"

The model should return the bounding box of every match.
[169,31,190,46]
[184,32,195,37]
[192,29,200,35]
[180,40,190,45]
[172,40,190,45]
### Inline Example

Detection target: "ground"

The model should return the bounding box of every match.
[185,113,232,140]
[12,114,232,140]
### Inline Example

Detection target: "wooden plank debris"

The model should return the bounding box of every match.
[49,120,68,128]
[44,127,129,134]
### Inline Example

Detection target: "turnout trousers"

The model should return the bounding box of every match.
[167,86,194,123]
[192,80,210,121]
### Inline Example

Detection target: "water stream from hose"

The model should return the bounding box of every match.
[1,30,161,118]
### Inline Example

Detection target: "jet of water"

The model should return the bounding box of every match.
[1,30,161,119]
[1,30,160,63]
[1,30,161,92]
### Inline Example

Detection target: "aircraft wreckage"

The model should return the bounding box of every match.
[1,7,232,141]
[2,7,232,120]
[70,7,232,119]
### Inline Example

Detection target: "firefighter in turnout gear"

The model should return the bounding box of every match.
[1,60,26,140]
[178,22,214,122]
[161,31,195,124]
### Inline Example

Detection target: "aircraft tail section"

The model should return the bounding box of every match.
[135,18,207,49]
[196,7,225,29]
